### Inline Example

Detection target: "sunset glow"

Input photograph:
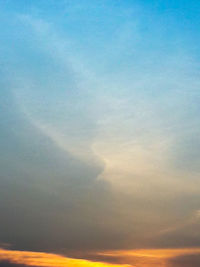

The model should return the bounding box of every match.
[0,248,129,267]
[1,248,200,267]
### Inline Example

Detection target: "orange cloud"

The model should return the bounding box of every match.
[97,248,200,267]
[1,247,200,267]
[99,248,200,258]
[0,248,130,267]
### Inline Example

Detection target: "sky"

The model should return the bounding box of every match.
[0,0,200,266]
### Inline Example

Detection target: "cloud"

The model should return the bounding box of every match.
[0,85,115,252]
[1,0,200,257]
[0,261,31,267]
[168,253,200,267]
[91,248,200,267]
[0,248,129,267]
[2,247,200,267]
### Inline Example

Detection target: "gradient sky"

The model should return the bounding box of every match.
[1,0,200,266]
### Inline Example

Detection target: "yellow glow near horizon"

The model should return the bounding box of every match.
[0,248,131,267]
[1,247,200,267]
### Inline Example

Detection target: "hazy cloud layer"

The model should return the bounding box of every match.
[1,1,200,265]
[0,261,32,267]
[168,254,200,267]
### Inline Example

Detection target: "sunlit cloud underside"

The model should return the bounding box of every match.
[1,248,200,267]
[0,248,128,267]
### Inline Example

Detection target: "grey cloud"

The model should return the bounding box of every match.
[170,133,200,173]
[0,261,32,267]
[0,86,115,252]
[168,253,200,267]
[154,207,200,249]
